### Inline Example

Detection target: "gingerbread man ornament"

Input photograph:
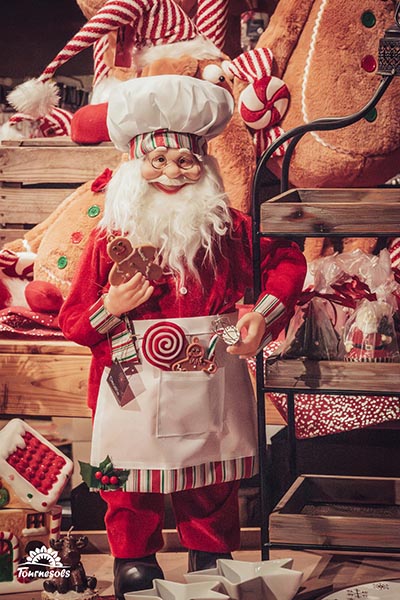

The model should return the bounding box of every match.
[107,236,163,285]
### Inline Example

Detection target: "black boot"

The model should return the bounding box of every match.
[114,555,164,600]
[187,550,233,573]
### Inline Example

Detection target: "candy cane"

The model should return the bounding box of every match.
[196,0,229,50]
[49,505,63,541]
[0,531,20,582]
[389,237,400,272]
[227,48,274,83]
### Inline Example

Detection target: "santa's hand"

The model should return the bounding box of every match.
[104,272,154,316]
[227,311,266,359]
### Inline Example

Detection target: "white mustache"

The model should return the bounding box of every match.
[149,174,196,186]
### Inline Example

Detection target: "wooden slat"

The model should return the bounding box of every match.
[0,340,90,355]
[0,145,122,184]
[0,187,74,224]
[270,475,400,549]
[264,358,400,394]
[2,137,92,147]
[248,369,286,425]
[0,228,26,245]
[260,201,400,235]
[1,352,91,418]
[267,187,400,205]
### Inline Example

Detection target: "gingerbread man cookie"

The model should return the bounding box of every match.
[172,337,217,374]
[107,236,163,285]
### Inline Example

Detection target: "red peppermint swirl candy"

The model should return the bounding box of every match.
[142,321,186,370]
[238,75,289,130]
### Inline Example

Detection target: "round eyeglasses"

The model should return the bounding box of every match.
[149,154,198,171]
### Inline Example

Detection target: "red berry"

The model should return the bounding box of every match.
[109,476,119,485]
[95,471,103,480]
[101,475,110,485]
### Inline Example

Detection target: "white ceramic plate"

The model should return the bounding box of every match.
[319,581,400,599]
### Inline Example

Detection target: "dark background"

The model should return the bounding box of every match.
[0,0,93,79]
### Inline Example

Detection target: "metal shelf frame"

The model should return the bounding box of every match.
[251,72,400,560]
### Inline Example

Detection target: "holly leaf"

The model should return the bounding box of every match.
[78,461,100,489]
[99,455,114,473]
[114,469,130,488]
[79,457,130,491]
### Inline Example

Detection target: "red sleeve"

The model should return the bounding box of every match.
[58,228,116,348]
[229,209,307,342]
[255,235,307,341]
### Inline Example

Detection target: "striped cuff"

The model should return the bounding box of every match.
[253,293,285,353]
[89,296,122,334]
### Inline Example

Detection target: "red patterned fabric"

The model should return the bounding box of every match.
[0,306,62,338]
[0,249,33,280]
[228,48,274,83]
[93,35,111,87]
[8,107,72,138]
[39,0,198,83]
[247,345,400,439]
[389,237,400,279]
[196,0,229,50]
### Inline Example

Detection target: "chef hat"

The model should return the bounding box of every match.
[106,74,234,156]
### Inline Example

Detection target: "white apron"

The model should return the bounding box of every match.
[90,314,258,493]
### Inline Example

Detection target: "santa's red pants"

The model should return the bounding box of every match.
[101,481,240,558]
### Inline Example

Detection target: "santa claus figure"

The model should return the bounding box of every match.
[59,74,306,599]
[344,299,399,362]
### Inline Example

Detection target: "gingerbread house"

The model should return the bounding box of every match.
[0,418,73,594]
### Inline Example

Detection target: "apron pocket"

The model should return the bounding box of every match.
[156,368,225,437]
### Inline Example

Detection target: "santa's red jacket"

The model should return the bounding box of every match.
[59,208,306,412]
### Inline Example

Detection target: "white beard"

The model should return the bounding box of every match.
[99,156,232,284]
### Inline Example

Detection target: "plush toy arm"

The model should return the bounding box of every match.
[3,181,93,254]
[256,0,315,78]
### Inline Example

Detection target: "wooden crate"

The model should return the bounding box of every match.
[0,340,91,418]
[260,187,400,236]
[0,137,121,418]
[269,474,400,549]
[0,137,122,245]
[264,358,400,394]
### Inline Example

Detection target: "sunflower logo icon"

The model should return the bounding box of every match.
[24,545,63,568]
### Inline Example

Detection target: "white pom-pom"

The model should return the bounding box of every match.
[7,79,60,118]
[0,120,28,142]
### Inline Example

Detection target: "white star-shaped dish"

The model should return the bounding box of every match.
[124,578,230,600]
[185,558,303,600]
